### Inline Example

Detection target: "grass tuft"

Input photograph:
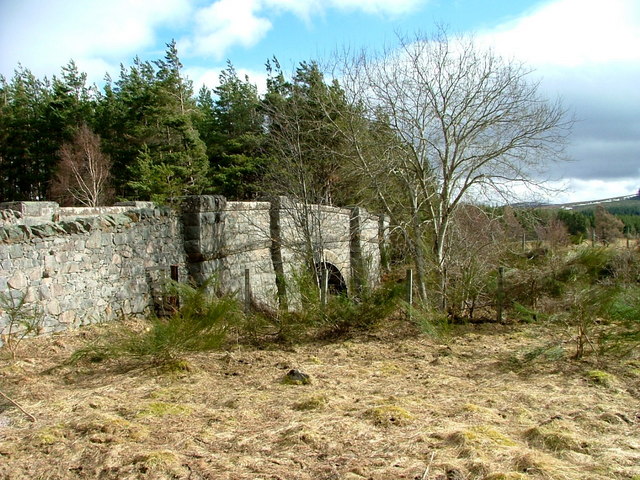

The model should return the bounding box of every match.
[585,369,615,387]
[364,405,412,427]
[524,422,586,452]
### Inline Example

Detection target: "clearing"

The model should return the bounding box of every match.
[1,321,639,480]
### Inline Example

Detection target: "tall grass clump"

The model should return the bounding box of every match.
[72,279,242,367]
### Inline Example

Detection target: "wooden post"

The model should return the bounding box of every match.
[521,232,526,252]
[496,266,505,324]
[244,268,251,314]
[406,269,413,321]
[320,267,329,307]
[591,229,596,246]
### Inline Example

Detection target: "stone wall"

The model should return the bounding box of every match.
[0,204,185,338]
[0,196,388,342]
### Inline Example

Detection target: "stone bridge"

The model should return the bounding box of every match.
[0,196,388,338]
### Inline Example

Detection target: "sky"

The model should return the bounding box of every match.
[1,0,639,204]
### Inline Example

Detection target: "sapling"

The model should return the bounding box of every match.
[0,291,43,361]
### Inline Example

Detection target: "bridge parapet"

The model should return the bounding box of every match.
[0,196,388,340]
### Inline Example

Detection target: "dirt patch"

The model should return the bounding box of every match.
[1,322,639,479]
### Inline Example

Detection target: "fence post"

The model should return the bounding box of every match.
[320,267,329,307]
[406,268,413,321]
[244,268,251,314]
[496,266,505,323]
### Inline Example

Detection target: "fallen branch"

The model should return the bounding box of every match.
[421,451,436,480]
[0,388,36,422]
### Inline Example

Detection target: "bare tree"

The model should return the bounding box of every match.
[51,124,112,207]
[331,30,572,309]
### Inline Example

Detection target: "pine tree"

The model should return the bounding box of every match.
[0,68,53,201]
[262,60,353,206]
[99,41,208,204]
[199,61,267,199]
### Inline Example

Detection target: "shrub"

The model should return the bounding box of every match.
[412,306,452,340]
[598,285,640,356]
[249,271,405,342]
[72,279,242,367]
[319,279,404,337]
[0,291,43,360]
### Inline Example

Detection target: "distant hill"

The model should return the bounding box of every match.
[553,193,640,211]
[509,192,640,235]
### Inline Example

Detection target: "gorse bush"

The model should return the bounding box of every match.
[498,245,640,360]
[318,280,404,337]
[599,285,640,356]
[243,270,405,343]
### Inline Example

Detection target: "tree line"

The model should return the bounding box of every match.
[0,42,292,205]
[2,32,576,312]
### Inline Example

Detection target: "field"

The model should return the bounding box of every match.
[1,320,639,480]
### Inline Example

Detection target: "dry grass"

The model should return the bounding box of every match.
[1,320,639,480]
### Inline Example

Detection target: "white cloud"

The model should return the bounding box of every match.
[1,0,192,82]
[189,0,272,59]
[549,178,640,203]
[326,0,425,15]
[185,0,427,60]
[266,0,425,16]
[473,0,640,190]
[480,0,640,68]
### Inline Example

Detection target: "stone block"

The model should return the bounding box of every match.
[7,271,28,290]
[86,231,102,249]
[47,299,62,316]
[181,195,227,213]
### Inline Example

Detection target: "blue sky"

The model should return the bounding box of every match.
[1,0,639,203]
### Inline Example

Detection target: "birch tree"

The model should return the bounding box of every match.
[51,124,112,207]
[334,31,572,309]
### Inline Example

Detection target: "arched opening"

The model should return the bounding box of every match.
[316,262,348,296]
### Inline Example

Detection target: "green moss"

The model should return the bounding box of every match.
[35,424,67,445]
[364,405,412,427]
[136,401,191,418]
[450,425,517,448]
[524,423,585,452]
[483,473,527,480]
[133,450,181,471]
[585,369,614,387]
[74,415,149,442]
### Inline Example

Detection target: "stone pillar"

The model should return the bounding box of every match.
[181,195,227,286]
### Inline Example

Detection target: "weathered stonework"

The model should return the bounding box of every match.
[0,196,388,341]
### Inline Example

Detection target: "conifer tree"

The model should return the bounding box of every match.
[0,68,53,201]
[101,41,208,204]
[200,61,267,199]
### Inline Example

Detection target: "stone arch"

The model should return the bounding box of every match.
[316,261,348,296]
